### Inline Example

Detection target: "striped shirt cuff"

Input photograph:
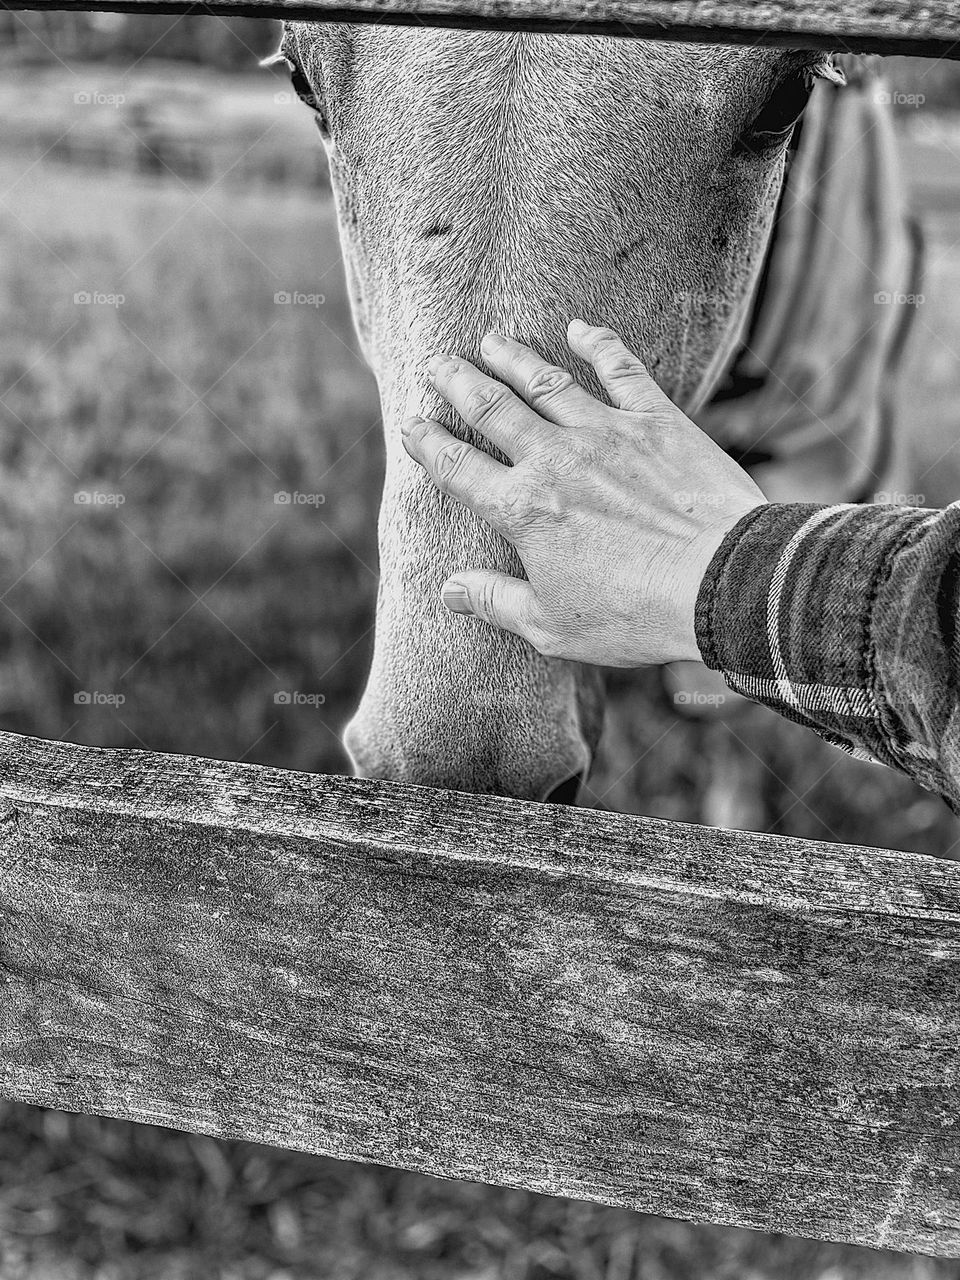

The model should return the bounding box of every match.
[694,501,939,766]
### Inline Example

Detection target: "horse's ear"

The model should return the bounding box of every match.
[260,26,298,70]
[260,42,289,70]
[814,56,847,87]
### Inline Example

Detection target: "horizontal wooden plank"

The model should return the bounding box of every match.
[1,0,959,59]
[0,727,959,1255]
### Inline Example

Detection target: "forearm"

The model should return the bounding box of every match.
[694,500,960,813]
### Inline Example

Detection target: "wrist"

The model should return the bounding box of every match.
[682,501,769,661]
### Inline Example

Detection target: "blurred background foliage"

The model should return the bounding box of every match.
[0,15,959,1279]
[0,10,281,68]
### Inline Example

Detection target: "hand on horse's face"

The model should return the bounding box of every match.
[400,321,766,669]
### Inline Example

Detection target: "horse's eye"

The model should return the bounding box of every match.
[288,58,328,133]
[738,72,814,155]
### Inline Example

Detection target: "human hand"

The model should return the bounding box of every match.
[401,320,767,668]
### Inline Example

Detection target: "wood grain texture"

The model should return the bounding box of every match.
[0,728,959,1255]
[1,0,959,58]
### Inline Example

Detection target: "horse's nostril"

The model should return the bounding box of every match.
[543,771,585,807]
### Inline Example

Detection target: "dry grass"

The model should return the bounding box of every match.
[0,157,380,775]
[0,110,960,1279]
[1,1106,957,1280]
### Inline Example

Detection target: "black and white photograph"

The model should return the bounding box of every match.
[0,1,958,1277]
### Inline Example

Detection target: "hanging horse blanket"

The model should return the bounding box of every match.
[700,56,924,505]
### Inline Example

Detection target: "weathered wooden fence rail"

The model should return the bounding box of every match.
[0,729,959,1256]
[0,0,959,60]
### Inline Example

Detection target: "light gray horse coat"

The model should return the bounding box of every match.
[278,25,903,803]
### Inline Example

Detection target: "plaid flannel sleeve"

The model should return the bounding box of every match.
[694,501,960,814]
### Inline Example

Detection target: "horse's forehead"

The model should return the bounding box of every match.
[287,23,792,117]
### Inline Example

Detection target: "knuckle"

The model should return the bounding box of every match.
[473,576,502,621]
[599,351,646,380]
[529,621,563,660]
[559,429,599,463]
[433,440,472,492]
[524,365,574,403]
[588,326,622,351]
[464,382,508,421]
[534,431,599,481]
[591,420,626,457]
[536,443,583,483]
[406,417,432,446]
[498,472,548,526]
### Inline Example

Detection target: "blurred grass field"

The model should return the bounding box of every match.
[2,71,960,1280]
[0,156,379,775]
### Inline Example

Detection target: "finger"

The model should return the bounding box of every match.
[566,319,671,414]
[427,352,542,459]
[478,332,604,426]
[401,415,514,529]
[441,571,556,654]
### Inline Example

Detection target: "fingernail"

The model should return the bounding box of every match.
[568,318,591,339]
[481,331,506,353]
[442,582,472,614]
[401,415,423,436]
[427,353,456,377]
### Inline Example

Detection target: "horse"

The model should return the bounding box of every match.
[273,24,918,803]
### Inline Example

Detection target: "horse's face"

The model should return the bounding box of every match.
[282,23,834,802]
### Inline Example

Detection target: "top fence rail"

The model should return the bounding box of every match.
[0,0,959,60]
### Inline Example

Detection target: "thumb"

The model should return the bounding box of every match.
[441,571,542,641]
